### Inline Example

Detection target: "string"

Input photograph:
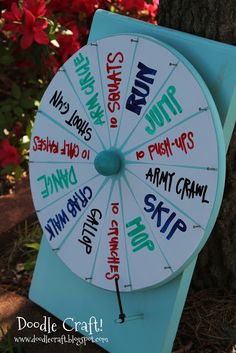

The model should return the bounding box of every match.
[115,278,126,324]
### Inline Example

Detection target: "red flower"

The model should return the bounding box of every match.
[120,0,145,11]
[16,59,35,70]
[57,24,80,63]
[0,139,20,168]
[14,122,23,138]
[0,0,16,10]
[73,0,100,15]
[145,0,159,21]
[46,0,70,14]
[20,8,49,49]
[47,0,99,16]
[2,0,49,49]
[23,0,46,17]
[2,3,23,32]
[44,53,60,74]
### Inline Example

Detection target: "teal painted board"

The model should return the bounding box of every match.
[29,32,225,290]
[89,10,236,149]
[29,9,234,353]
[161,257,197,353]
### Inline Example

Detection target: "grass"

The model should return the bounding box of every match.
[0,217,42,296]
[0,324,25,353]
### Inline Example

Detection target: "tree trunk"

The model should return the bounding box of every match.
[158,0,236,292]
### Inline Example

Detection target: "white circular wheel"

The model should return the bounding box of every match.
[30,34,225,292]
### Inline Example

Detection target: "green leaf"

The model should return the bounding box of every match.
[23,259,36,271]
[4,98,16,105]
[24,242,40,251]
[0,55,14,65]
[1,105,12,113]
[48,19,58,36]
[48,32,58,41]
[20,97,34,109]
[14,166,24,181]
[25,121,33,141]
[13,106,24,116]
[0,112,14,131]
[0,164,16,176]
[11,83,21,100]
[20,141,30,150]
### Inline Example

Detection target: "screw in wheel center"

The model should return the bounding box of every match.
[94,149,122,176]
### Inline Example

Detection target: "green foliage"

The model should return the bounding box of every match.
[6,219,43,273]
[23,241,40,270]
[24,242,40,251]
[0,325,25,353]
[21,223,42,271]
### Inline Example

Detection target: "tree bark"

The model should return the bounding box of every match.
[158,0,236,292]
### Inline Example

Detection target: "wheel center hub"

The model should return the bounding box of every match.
[94,150,122,176]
